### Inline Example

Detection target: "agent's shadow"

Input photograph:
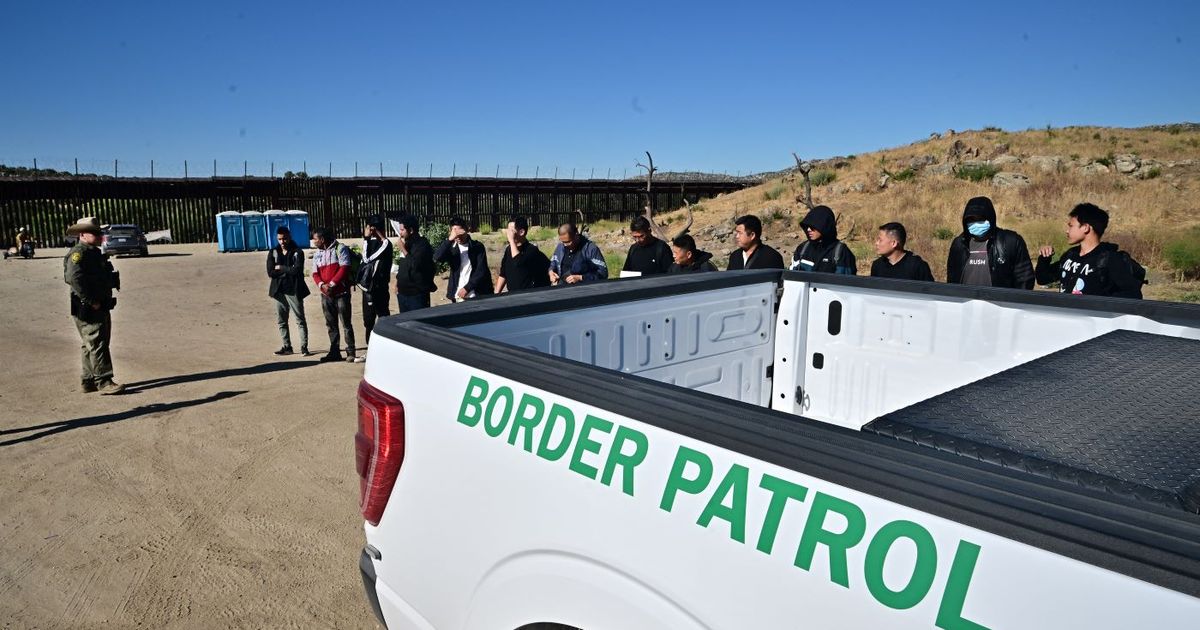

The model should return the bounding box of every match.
[126,360,318,393]
[0,390,246,447]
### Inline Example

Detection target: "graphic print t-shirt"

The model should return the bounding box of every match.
[961,239,992,286]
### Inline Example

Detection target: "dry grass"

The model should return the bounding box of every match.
[589,125,1200,301]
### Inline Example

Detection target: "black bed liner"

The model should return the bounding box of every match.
[864,330,1200,513]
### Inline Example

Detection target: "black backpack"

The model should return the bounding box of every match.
[1097,249,1147,292]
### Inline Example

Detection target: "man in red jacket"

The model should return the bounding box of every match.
[312,227,356,363]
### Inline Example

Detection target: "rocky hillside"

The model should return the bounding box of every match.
[588,124,1199,302]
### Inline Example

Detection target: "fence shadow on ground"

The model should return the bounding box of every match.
[126,360,319,393]
[0,390,247,447]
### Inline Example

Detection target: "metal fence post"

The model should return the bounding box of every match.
[184,160,188,179]
[151,160,155,178]
[74,158,79,176]
[115,159,119,178]
[213,159,217,177]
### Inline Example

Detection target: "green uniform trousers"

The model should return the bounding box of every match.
[73,311,114,386]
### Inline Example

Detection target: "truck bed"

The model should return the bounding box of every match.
[863,330,1200,513]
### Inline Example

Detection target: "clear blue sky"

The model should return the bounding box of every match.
[2,0,1197,176]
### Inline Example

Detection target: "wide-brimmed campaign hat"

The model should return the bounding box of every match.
[66,217,103,235]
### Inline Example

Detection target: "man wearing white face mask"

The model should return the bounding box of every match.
[946,196,1034,289]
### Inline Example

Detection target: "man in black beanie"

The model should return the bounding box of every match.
[946,196,1034,289]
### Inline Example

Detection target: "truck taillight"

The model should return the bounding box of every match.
[356,380,405,526]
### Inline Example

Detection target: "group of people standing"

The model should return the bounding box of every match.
[263,196,1146,366]
[714,195,1144,300]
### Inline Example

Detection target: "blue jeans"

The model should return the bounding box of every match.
[396,293,430,313]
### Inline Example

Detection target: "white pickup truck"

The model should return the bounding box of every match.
[355,270,1200,629]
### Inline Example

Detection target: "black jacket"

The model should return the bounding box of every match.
[361,237,393,296]
[668,250,718,273]
[267,244,310,299]
[395,235,437,296]
[623,237,673,275]
[1035,242,1144,299]
[870,251,935,282]
[791,206,857,274]
[946,203,1035,289]
[433,237,494,299]
[727,243,785,270]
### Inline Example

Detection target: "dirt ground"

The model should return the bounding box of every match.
[0,243,390,629]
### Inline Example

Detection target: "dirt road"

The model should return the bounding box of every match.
[0,244,384,628]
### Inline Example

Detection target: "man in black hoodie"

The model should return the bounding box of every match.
[870,222,934,281]
[433,216,494,302]
[669,234,718,273]
[946,196,1035,289]
[790,205,857,274]
[359,216,393,346]
[1035,203,1144,299]
[727,215,785,270]
[393,214,436,312]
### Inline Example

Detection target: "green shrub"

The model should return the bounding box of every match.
[891,168,917,182]
[1095,154,1113,167]
[1164,228,1200,279]
[604,251,626,278]
[810,170,836,186]
[955,164,1000,182]
[762,181,787,201]
[1092,132,1102,140]
[1145,166,1162,179]
[983,126,1002,132]
[477,222,494,234]
[934,227,955,240]
[526,226,556,242]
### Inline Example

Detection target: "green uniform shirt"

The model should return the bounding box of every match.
[63,241,115,308]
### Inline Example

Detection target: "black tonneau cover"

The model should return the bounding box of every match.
[864,330,1200,513]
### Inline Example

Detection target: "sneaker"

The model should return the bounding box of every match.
[97,381,126,395]
[274,346,294,356]
[81,382,98,393]
[319,352,343,363]
[353,356,366,363]
[300,346,311,356]
[345,354,357,363]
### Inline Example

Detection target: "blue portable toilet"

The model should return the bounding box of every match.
[242,211,268,251]
[264,210,288,246]
[216,211,245,252]
[285,210,311,248]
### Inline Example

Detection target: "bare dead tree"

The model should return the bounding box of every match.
[574,208,588,235]
[792,152,815,210]
[634,152,696,241]
[636,151,673,241]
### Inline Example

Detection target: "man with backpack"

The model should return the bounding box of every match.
[312,227,356,363]
[357,216,394,351]
[1036,203,1145,299]
[946,196,1034,289]
[790,205,857,274]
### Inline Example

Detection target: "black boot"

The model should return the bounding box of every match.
[274,346,294,356]
[300,345,311,356]
[319,351,343,363]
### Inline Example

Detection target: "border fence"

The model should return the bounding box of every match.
[0,176,750,248]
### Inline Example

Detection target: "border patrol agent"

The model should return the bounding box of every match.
[64,217,124,394]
